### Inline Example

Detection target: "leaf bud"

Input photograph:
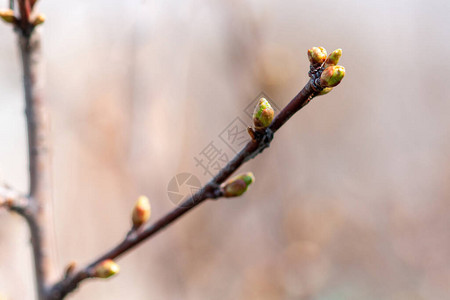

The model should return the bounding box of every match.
[0,9,15,24]
[307,47,327,66]
[253,98,274,131]
[323,48,342,68]
[94,259,120,279]
[132,196,151,228]
[320,65,345,88]
[33,14,46,26]
[223,172,255,198]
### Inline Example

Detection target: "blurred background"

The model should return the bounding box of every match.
[0,0,449,299]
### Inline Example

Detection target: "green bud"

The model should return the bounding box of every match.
[320,65,345,88]
[94,259,120,279]
[33,14,46,26]
[253,98,274,130]
[223,172,255,198]
[307,47,327,65]
[323,48,342,68]
[317,87,333,96]
[0,9,15,24]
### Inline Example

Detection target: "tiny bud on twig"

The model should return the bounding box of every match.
[253,98,274,131]
[64,262,76,278]
[0,9,15,24]
[323,48,342,69]
[132,196,151,229]
[223,172,255,198]
[307,47,327,66]
[32,14,45,26]
[94,259,120,279]
[320,65,345,88]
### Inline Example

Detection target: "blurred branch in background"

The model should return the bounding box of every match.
[1,1,50,299]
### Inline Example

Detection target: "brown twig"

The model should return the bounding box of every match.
[20,32,53,300]
[14,1,53,297]
[47,79,317,299]
[4,3,343,298]
[0,1,346,298]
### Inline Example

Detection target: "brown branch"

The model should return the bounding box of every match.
[1,1,52,298]
[18,10,53,300]
[2,3,345,299]
[48,78,317,299]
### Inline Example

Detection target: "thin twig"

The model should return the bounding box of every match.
[0,182,29,213]
[0,1,51,298]
[48,79,316,299]
[19,25,52,300]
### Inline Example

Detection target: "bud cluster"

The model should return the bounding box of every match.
[307,47,345,95]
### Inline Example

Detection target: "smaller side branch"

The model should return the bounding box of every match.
[0,182,29,214]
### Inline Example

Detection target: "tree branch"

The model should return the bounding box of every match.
[20,33,52,300]
[2,3,346,298]
[18,13,52,300]
[1,1,51,298]
[48,78,318,299]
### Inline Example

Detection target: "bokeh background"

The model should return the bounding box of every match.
[1,0,449,299]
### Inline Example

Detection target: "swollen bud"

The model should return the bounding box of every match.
[33,14,46,26]
[323,49,342,68]
[132,196,151,228]
[94,259,120,279]
[223,172,255,198]
[320,65,345,88]
[0,9,15,24]
[307,47,327,66]
[253,98,274,131]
